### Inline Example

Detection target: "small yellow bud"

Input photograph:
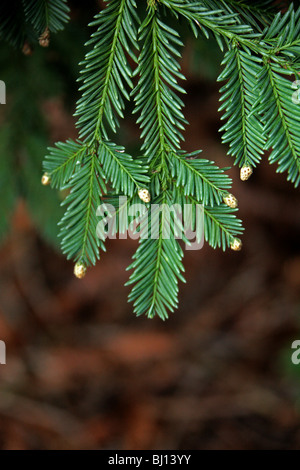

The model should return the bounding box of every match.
[240,165,253,181]
[223,193,238,209]
[74,262,87,279]
[138,188,151,203]
[230,238,242,251]
[41,173,51,186]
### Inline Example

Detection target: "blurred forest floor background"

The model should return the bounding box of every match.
[0,0,300,450]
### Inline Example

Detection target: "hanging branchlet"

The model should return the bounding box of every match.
[0,0,69,49]
[24,0,70,37]
[44,0,149,269]
[127,3,243,319]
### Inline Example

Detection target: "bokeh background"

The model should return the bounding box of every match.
[0,0,300,450]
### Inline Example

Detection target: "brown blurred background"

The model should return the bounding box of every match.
[0,0,300,450]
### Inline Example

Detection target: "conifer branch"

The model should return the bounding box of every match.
[32,1,300,318]
[168,150,232,206]
[127,192,185,320]
[50,0,148,265]
[59,152,107,265]
[258,60,300,187]
[76,0,139,142]
[43,140,87,189]
[23,0,70,35]
[134,7,187,174]
[218,46,265,168]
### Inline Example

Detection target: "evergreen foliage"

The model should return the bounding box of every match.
[1,1,300,319]
[0,0,69,48]
[23,0,70,35]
